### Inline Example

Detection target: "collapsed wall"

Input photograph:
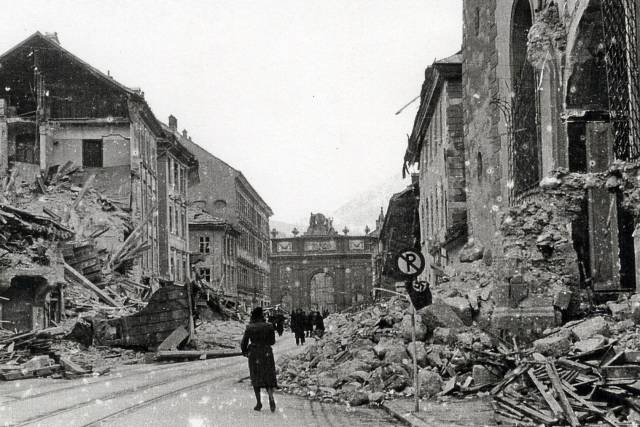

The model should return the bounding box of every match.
[484,163,640,341]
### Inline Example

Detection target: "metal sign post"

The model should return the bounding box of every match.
[393,248,426,414]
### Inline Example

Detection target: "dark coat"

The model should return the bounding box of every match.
[240,321,277,388]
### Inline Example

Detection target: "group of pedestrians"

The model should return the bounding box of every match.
[289,308,325,345]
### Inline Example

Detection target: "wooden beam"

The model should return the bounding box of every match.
[546,362,580,427]
[72,173,95,210]
[527,368,564,419]
[156,350,242,360]
[64,262,121,307]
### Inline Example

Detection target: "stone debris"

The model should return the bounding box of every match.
[0,320,143,380]
[277,296,508,406]
[276,291,640,426]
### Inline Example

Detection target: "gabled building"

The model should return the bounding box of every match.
[0,32,165,282]
[404,52,466,285]
[182,137,273,308]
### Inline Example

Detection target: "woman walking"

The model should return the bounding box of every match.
[240,307,278,412]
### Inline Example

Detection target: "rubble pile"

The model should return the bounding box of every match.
[278,292,640,423]
[0,320,144,381]
[0,164,162,380]
[2,162,154,314]
[276,296,506,406]
[493,304,640,425]
[191,320,245,351]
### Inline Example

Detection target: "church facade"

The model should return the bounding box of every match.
[269,213,377,313]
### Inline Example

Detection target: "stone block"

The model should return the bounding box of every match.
[509,281,529,306]
[573,336,607,353]
[491,306,558,342]
[533,335,571,357]
[432,327,455,345]
[406,341,428,367]
[456,332,474,348]
[420,301,465,332]
[571,316,610,340]
[317,372,339,388]
[368,391,385,403]
[401,314,428,342]
[472,364,501,386]
[24,355,53,371]
[443,297,473,325]
[607,301,631,321]
[616,319,635,332]
[348,391,369,406]
[492,282,511,307]
[554,289,573,311]
[418,369,443,398]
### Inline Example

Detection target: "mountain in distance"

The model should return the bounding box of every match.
[330,173,409,233]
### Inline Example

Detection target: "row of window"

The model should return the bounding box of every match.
[237,266,268,295]
[169,201,187,238]
[238,229,268,261]
[136,122,157,173]
[422,181,447,242]
[169,249,189,282]
[167,156,187,196]
[138,124,159,274]
[236,191,269,235]
[422,93,445,167]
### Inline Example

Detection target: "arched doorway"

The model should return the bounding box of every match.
[511,0,541,195]
[309,272,336,313]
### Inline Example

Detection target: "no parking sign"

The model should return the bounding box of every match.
[394,248,431,310]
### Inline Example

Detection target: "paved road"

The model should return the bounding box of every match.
[0,334,399,427]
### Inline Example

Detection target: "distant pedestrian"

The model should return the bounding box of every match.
[293,308,305,345]
[313,311,325,339]
[240,307,277,412]
[304,311,313,337]
[275,313,285,337]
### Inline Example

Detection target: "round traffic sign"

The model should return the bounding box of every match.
[395,248,425,278]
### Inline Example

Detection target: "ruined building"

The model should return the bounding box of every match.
[459,0,640,334]
[183,138,273,308]
[0,32,198,286]
[404,53,467,286]
[462,0,639,289]
[270,213,377,312]
[397,1,640,339]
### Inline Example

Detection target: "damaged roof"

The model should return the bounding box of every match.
[403,50,462,171]
[188,206,239,233]
[0,32,164,135]
[159,123,200,181]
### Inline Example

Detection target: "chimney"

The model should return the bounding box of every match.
[182,129,188,139]
[168,115,177,131]
[44,32,60,45]
[411,172,419,185]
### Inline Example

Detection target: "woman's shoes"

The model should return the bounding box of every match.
[254,403,262,411]
[269,398,276,412]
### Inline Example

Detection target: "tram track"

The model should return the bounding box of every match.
[10,356,244,426]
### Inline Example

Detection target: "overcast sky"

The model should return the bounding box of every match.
[5,1,462,223]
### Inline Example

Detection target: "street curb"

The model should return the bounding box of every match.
[381,402,429,427]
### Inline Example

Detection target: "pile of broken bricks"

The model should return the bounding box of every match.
[0,325,115,381]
